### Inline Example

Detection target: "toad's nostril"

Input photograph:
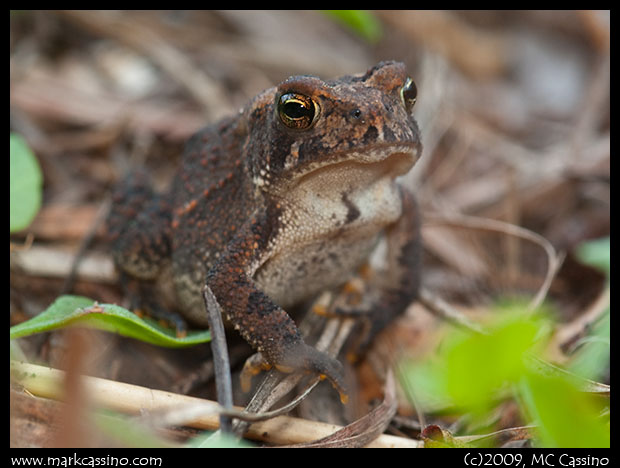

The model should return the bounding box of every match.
[351,108,362,119]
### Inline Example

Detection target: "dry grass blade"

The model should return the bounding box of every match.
[9,233,34,252]
[457,424,537,446]
[424,211,563,311]
[283,370,398,448]
[549,287,610,362]
[9,70,205,140]
[11,245,116,283]
[55,10,229,120]
[525,355,609,396]
[377,10,506,79]
[418,286,485,335]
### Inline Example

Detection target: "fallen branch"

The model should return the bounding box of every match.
[10,360,420,448]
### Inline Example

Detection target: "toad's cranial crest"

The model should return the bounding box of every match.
[107,61,422,401]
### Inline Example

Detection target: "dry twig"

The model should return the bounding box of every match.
[424,212,563,311]
[11,361,420,447]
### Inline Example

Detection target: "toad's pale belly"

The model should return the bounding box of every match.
[254,165,405,308]
[255,231,379,308]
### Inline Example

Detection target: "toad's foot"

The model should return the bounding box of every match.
[240,345,348,405]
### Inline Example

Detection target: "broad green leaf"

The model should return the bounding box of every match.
[94,411,177,448]
[519,372,609,448]
[400,295,609,447]
[576,236,610,278]
[400,358,451,413]
[9,295,210,347]
[10,133,43,232]
[321,10,382,43]
[444,314,542,413]
[401,311,548,415]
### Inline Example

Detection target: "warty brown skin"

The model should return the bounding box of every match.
[107,61,423,397]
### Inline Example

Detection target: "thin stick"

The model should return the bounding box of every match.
[202,285,233,434]
[418,286,486,335]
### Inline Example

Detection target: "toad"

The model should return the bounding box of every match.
[107,61,422,400]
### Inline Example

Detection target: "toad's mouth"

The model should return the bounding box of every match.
[290,143,420,189]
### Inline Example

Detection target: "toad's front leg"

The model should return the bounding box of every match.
[205,207,347,401]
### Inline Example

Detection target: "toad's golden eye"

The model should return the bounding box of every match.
[277,93,319,130]
[400,77,417,113]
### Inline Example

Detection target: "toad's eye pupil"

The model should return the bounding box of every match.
[278,93,318,129]
[283,100,308,119]
[400,77,417,112]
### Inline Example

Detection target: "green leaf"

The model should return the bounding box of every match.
[444,314,542,413]
[576,236,610,278]
[400,298,609,447]
[400,356,453,412]
[321,10,382,43]
[568,305,610,381]
[94,411,177,448]
[9,295,210,347]
[401,310,549,415]
[519,372,609,448]
[571,237,610,380]
[185,431,253,448]
[10,133,43,232]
